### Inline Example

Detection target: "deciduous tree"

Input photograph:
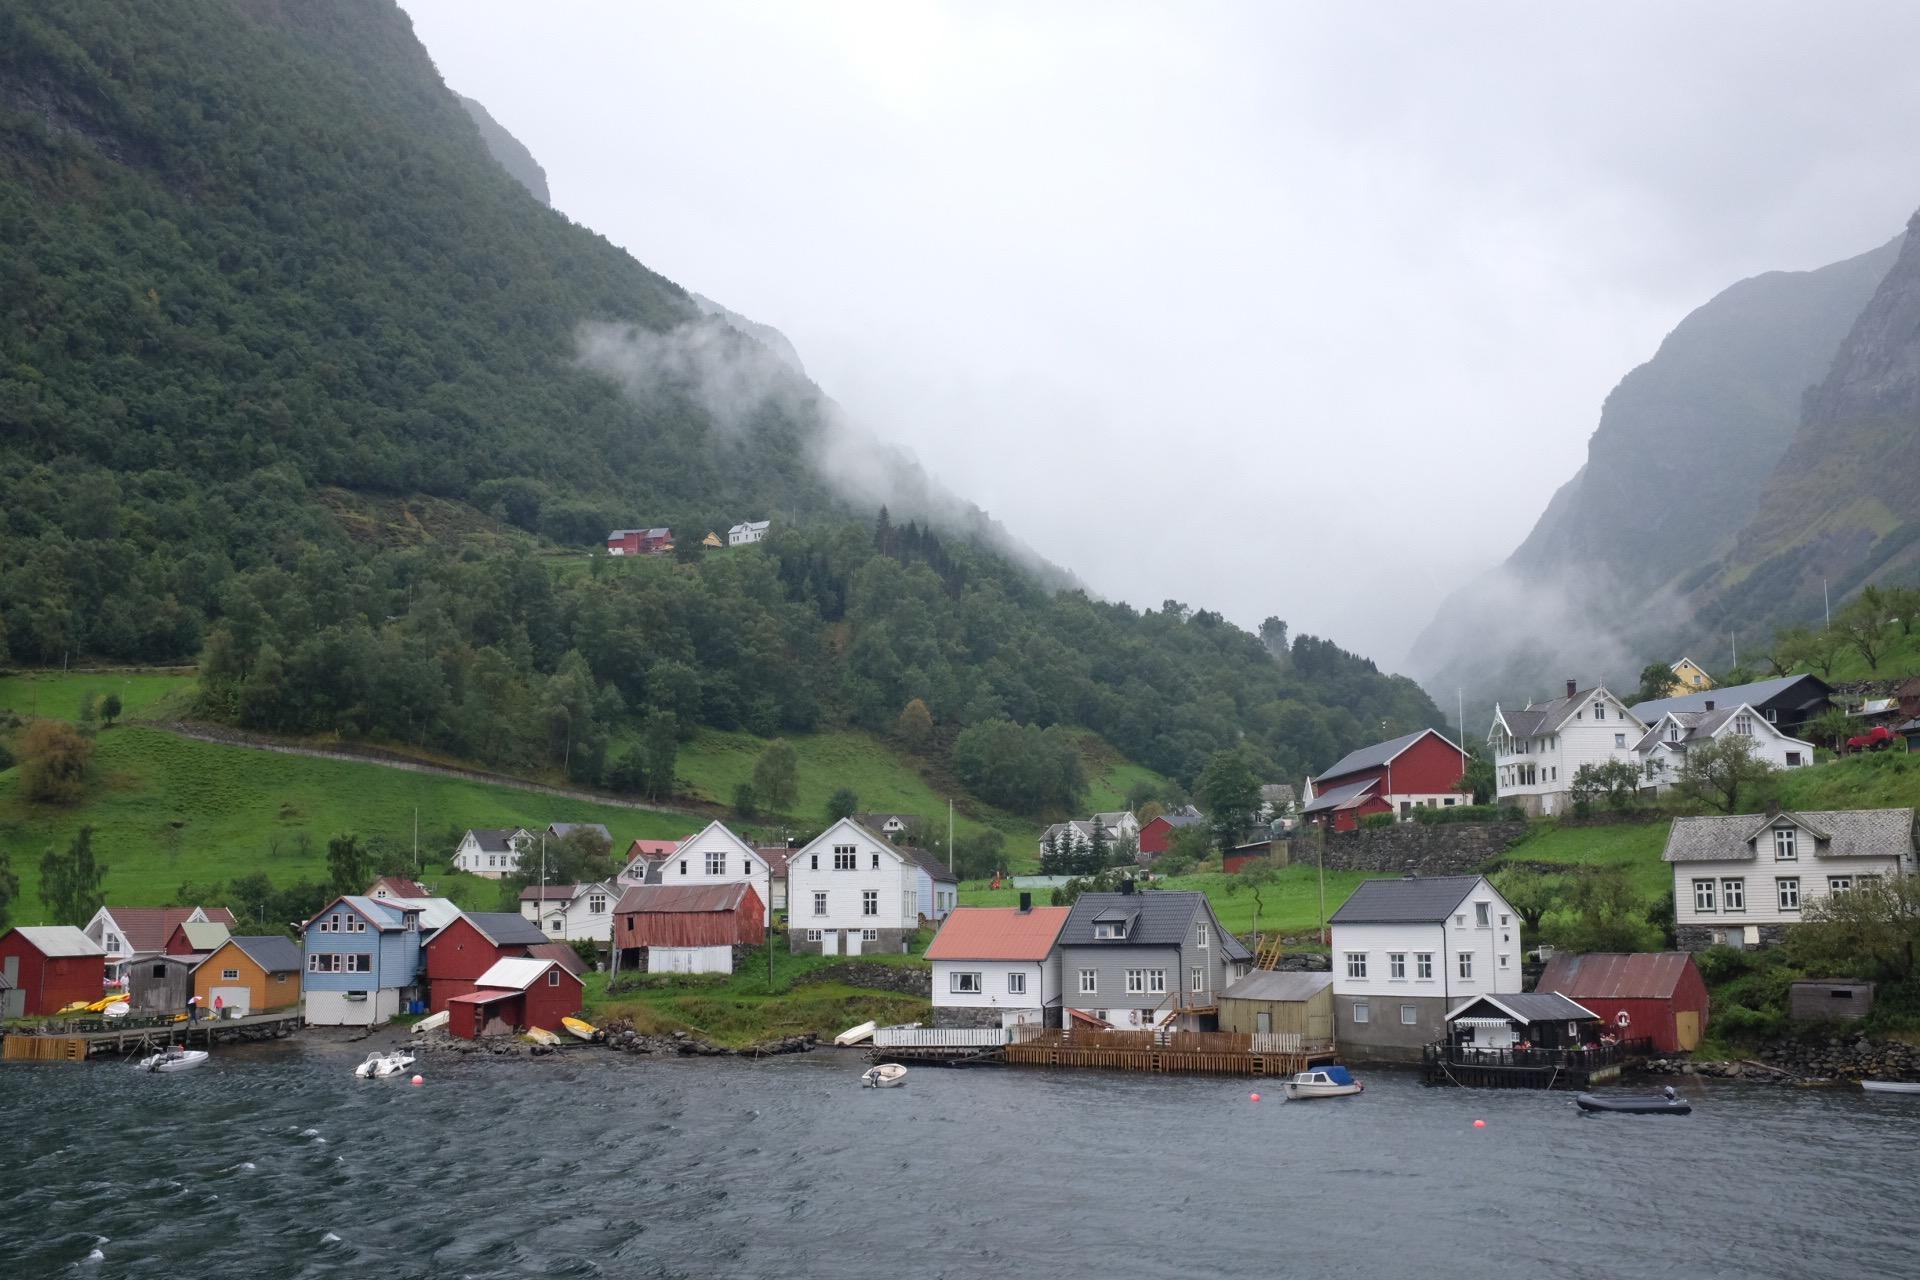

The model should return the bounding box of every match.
[894,698,934,752]
[17,720,96,804]
[1636,662,1676,706]
[1787,876,1920,982]
[751,739,799,813]
[0,850,19,932]
[1196,748,1262,849]
[325,833,373,897]
[1673,734,1779,814]
[38,826,107,925]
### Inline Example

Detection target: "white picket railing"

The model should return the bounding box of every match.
[1250,1031,1304,1054]
[872,1026,1010,1048]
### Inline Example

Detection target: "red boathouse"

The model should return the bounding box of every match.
[1534,952,1709,1054]
[447,957,585,1039]
[0,926,107,1016]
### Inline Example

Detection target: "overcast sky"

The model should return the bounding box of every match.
[400,1,1920,669]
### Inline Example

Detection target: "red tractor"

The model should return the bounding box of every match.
[1846,725,1895,753]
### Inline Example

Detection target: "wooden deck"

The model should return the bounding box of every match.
[1001,1028,1337,1077]
[1420,1038,1651,1090]
[3,1010,304,1062]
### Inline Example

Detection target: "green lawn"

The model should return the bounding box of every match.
[0,671,196,724]
[1773,750,1920,810]
[0,726,697,921]
[1501,821,1673,899]
[958,863,1376,941]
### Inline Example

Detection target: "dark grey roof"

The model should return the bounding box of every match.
[549,822,613,843]
[463,912,550,947]
[1091,907,1139,923]
[467,827,525,853]
[1493,687,1602,738]
[1300,778,1380,815]
[1450,992,1598,1024]
[1630,674,1830,722]
[1663,809,1915,863]
[1059,891,1252,960]
[1221,970,1333,1002]
[227,935,302,974]
[1161,812,1206,829]
[1315,730,1460,784]
[903,846,958,884]
[1329,875,1484,924]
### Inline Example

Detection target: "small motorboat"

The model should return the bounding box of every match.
[135,1047,208,1073]
[102,1002,131,1019]
[526,1027,562,1047]
[861,1063,908,1088]
[411,1010,450,1035]
[835,1020,878,1046]
[353,1051,416,1079]
[1575,1089,1692,1115]
[561,1016,601,1043]
[1861,1080,1920,1094]
[1284,1065,1364,1099]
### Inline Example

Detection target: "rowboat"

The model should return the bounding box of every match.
[1861,1080,1920,1094]
[861,1063,907,1088]
[1575,1091,1692,1115]
[526,1027,562,1047]
[834,1021,877,1046]
[1284,1065,1364,1099]
[561,1016,600,1042]
[411,1010,450,1035]
[135,1047,208,1073]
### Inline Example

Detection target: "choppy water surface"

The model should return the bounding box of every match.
[4,1040,1917,1279]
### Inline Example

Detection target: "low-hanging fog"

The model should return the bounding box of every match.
[399,1,1920,670]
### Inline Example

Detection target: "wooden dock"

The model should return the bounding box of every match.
[1420,1038,1650,1089]
[1001,1028,1336,1077]
[3,1010,304,1062]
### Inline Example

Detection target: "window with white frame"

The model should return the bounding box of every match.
[1094,921,1128,940]
[548,969,561,987]
[861,929,877,941]
[1774,828,1797,860]
[222,968,240,981]
[1388,953,1406,979]
[1499,953,1510,969]
[809,854,819,870]
[812,892,828,916]
[1693,879,1716,913]
[106,936,121,954]
[1416,953,1433,979]
[1126,969,1145,994]
[871,852,880,869]
[1007,972,1027,995]
[1614,733,1626,749]
[833,848,857,871]
[1786,751,1802,767]
[1474,902,1490,927]
[549,920,562,933]
[1352,1001,1370,1024]
[1345,952,1367,979]
[1191,965,1204,993]
[1722,878,1745,911]
[1860,875,1884,889]
[951,971,983,994]
[1593,701,1605,720]
[1400,1004,1419,1025]
[1079,969,1097,994]
[588,895,606,914]
[1827,875,1853,895]
[680,860,689,876]
[1458,952,1473,980]
[1735,713,1753,736]
[1777,877,1800,911]
[806,929,822,941]
[862,891,878,917]
[705,851,725,875]
[349,954,371,973]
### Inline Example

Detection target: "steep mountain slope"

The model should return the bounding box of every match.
[1412,233,1900,708]
[457,93,549,206]
[0,0,1443,797]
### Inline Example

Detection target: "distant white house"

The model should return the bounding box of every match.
[786,818,920,955]
[518,881,620,943]
[1489,680,1645,817]
[728,520,771,546]
[1634,702,1815,790]
[655,821,779,927]
[1037,811,1140,859]
[453,828,534,879]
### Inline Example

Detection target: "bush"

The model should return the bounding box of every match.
[1694,944,1764,985]
[1411,803,1525,825]
[1358,812,1396,829]
[1712,1004,1784,1042]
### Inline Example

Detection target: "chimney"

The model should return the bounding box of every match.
[1120,878,1136,895]
[1018,891,1032,913]
[1704,700,1715,711]
[1566,678,1577,699]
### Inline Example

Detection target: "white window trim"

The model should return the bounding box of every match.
[1078,969,1097,995]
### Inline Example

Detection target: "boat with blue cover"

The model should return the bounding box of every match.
[1285,1064,1363,1099]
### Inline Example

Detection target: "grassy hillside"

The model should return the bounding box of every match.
[0,671,195,723]
[959,865,1376,939]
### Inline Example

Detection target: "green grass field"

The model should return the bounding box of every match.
[958,863,1373,940]
[1501,821,1672,899]
[0,671,196,724]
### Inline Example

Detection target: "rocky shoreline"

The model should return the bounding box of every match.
[410,1021,822,1061]
[1643,1033,1920,1085]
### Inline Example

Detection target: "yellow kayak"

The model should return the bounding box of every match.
[561,1016,598,1042]
[87,994,126,1012]
[59,1001,93,1014]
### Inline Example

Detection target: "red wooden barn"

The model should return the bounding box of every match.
[447,957,585,1039]
[1222,840,1274,875]
[1534,952,1710,1054]
[424,911,551,1013]
[614,883,763,973]
[1301,728,1470,833]
[606,527,672,556]
[0,926,107,1016]
[1138,809,1206,858]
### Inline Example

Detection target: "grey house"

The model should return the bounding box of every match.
[1055,887,1252,1031]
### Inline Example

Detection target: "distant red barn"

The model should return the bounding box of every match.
[1138,809,1206,858]
[1223,841,1274,875]
[447,957,584,1040]
[606,527,672,556]
[1302,729,1469,833]
[615,883,763,950]
[1534,952,1709,1054]
[0,927,107,1016]
[425,912,552,1013]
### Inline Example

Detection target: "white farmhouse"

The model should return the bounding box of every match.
[452,827,534,879]
[654,821,778,927]
[785,817,920,955]
[728,519,771,546]
[1666,808,1916,950]
[1634,702,1815,791]
[1329,874,1523,1062]
[518,880,619,943]
[924,898,1069,1029]
[1489,680,1646,817]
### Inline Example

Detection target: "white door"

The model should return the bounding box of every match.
[846,931,864,957]
[821,930,841,956]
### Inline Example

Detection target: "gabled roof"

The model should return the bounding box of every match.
[924,907,1070,961]
[1151,811,1206,830]
[1447,992,1598,1024]
[548,822,613,844]
[99,906,238,954]
[9,925,105,957]
[527,941,587,976]
[1299,778,1381,815]
[374,897,463,933]
[1629,674,1830,722]
[1329,875,1484,925]
[307,895,419,932]
[473,957,576,990]
[903,846,958,885]
[367,876,432,898]
[1058,891,1253,960]
[795,817,909,864]
[1491,686,1638,739]
[172,921,231,953]
[625,838,682,858]
[463,828,529,854]
[614,882,757,914]
[459,912,549,947]
[1220,970,1333,1002]
[1662,809,1914,863]
[223,935,303,975]
[1536,952,1697,1001]
[1315,729,1464,785]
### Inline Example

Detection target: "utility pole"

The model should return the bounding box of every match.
[1825,579,1832,627]
[948,800,954,874]
[412,807,419,876]
[1315,826,1327,947]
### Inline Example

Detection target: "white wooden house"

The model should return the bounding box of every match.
[518,881,619,944]
[1489,680,1646,817]
[924,899,1069,1029]
[728,519,771,546]
[785,817,920,955]
[1666,808,1916,950]
[1634,702,1815,790]
[655,821,777,926]
[452,828,534,879]
[1328,874,1523,1062]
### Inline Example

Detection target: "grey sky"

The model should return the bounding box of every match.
[400,1,1920,668]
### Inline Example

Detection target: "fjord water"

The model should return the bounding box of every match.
[4,1045,1916,1279]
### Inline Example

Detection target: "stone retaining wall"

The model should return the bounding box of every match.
[1312,821,1530,876]
[791,962,931,997]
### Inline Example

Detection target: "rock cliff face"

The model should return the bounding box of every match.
[457,93,550,206]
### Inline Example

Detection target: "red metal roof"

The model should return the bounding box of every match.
[527,941,587,976]
[448,989,519,1006]
[614,883,763,949]
[626,838,684,859]
[924,906,1070,962]
[1535,952,1697,1000]
[614,883,755,914]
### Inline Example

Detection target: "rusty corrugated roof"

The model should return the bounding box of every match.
[1535,952,1696,1000]
[614,883,754,914]
[924,906,1070,962]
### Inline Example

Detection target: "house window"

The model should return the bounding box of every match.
[1079,969,1097,995]
[1345,952,1367,979]
[487,856,496,869]
[1777,877,1801,911]
[680,860,689,876]
[323,913,341,934]
[1827,875,1853,895]
[1693,879,1716,913]
[222,969,240,981]
[1195,924,1208,949]
[1722,879,1745,911]
[1774,828,1797,861]
[1389,953,1406,979]
[1593,701,1605,720]
[1352,1002,1370,1024]
[1474,902,1490,928]
[1192,965,1205,992]
[806,929,822,942]
[861,929,878,941]
[834,846,857,871]
[862,891,878,917]
[706,852,726,875]
[1094,921,1127,940]
[549,920,562,933]
[350,955,372,973]
[1735,714,1753,736]
[1860,875,1883,889]
[871,853,880,869]
[589,895,606,914]
[548,970,561,987]
[1126,969,1146,994]
[1786,752,1802,767]
[1400,1005,1419,1026]
[810,854,819,870]
[952,972,983,994]
[1416,953,1433,979]
[1007,972,1027,995]
[149,963,166,979]
[1499,954,1510,969]
[106,936,121,954]
[1614,733,1626,749]
[813,892,828,916]
[1458,952,1473,980]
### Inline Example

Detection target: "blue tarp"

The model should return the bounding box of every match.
[1322,1065,1355,1085]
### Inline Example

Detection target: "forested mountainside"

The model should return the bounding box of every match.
[0,0,1442,799]
[457,93,549,207]
[1412,231,1904,709]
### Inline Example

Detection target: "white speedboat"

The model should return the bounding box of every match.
[861,1063,908,1088]
[1861,1080,1920,1094]
[353,1051,416,1079]
[1284,1065,1363,1099]
[135,1047,208,1073]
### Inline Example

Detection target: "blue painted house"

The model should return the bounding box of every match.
[301,895,427,1025]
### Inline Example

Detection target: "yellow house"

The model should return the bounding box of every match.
[190,936,303,1015]
[1668,657,1714,697]
[701,531,724,549]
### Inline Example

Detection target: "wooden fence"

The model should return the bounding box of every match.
[1003,1027,1334,1077]
[873,1026,1010,1048]
[2,1036,87,1062]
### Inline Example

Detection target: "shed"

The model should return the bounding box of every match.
[1444,992,1602,1051]
[165,920,232,957]
[614,882,764,975]
[1788,979,1875,1022]
[127,953,198,1013]
[193,936,303,1015]
[0,926,106,1016]
[1218,970,1333,1040]
[447,958,584,1039]
[1223,840,1279,875]
[425,911,551,1012]
[1535,952,1709,1053]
